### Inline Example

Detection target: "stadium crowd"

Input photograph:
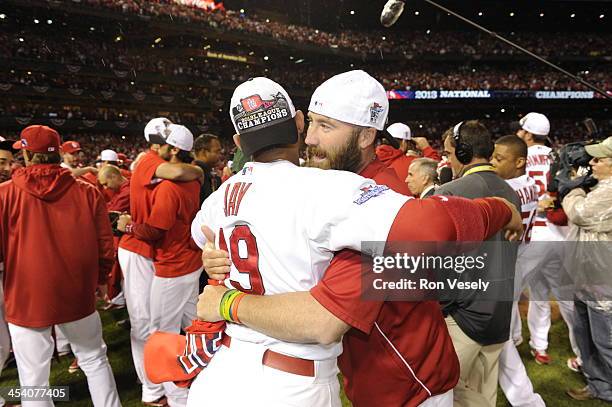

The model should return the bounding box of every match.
[2,32,610,92]
[51,0,612,57]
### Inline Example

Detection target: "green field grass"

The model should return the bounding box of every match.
[1,302,608,406]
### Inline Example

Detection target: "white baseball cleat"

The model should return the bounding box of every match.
[380,0,405,27]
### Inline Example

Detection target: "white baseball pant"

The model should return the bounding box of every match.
[522,224,580,357]
[117,248,164,403]
[149,268,202,407]
[418,390,453,407]
[54,326,71,355]
[498,340,545,407]
[187,337,340,407]
[8,312,120,407]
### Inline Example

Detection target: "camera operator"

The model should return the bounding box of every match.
[562,136,612,403]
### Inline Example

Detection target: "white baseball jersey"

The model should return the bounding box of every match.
[191,160,408,360]
[506,175,539,243]
[525,145,552,214]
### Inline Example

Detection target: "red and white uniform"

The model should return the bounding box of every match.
[0,164,119,407]
[145,179,202,407]
[189,160,512,407]
[311,159,458,407]
[117,150,167,403]
[523,145,580,358]
[498,174,545,407]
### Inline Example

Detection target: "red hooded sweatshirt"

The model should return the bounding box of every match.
[376,145,442,193]
[0,164,114,327]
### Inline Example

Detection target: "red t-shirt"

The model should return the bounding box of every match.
[310,159,459,407]
[119,151,165,258]
[147,180,202,278]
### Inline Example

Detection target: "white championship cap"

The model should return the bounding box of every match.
[229,77,298,156]
[519,112,550,136]
[100,149,119,162]
[386,122,411,140]
[144,117,173,142]
[309,70,388,131]
[165,124,194,152]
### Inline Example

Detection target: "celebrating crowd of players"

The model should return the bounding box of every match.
[0,69,610,407]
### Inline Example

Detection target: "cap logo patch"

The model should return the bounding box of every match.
[370,102,385,124]
[233,92,290,133]
[21,139,28,147]
[71,142,78,148]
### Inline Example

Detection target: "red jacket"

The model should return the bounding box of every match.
[0,165,114,327]
[376,145,442,188]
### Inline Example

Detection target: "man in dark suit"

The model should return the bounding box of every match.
[406,157,439,198]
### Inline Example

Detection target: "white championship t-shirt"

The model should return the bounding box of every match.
[191,160,408,360]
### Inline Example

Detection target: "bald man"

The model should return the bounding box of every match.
[99,165,130,213]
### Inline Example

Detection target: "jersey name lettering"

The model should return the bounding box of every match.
[224,182,252,217]
[527,154,550,167]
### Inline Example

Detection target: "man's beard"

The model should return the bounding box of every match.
[0,170,10,183]
[305,132,362,173]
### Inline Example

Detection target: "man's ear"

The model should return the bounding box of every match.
[358,127,377,149]
[171,147,180,156]
[294,110,305,134]
[516,157,526,170]
[233,134,242,150]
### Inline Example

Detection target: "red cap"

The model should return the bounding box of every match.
[61,141,82,154]
[13,125,61,153]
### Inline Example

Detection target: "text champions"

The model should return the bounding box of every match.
[236,107,289,131]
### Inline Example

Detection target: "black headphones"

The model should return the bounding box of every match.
[453,121,473,165]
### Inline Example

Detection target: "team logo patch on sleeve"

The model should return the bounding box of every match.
[353,185,389,205]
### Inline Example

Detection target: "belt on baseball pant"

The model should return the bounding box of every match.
[221,335,315,377]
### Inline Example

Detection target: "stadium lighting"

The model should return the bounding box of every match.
[539,13,544,17]
[600,14,605,19]
[0,14,5,19]
[350,10,355,15]
[130,81,135,85]
[509,12,514,17]
[27,71,31,75]
[350,63,354,67]
[426,29,431,34]
[265,18,270,23]
[414,11,419,15]
[122,136,126,140]
[248,51,255,55]
[18,37,24,42]
[289,56,294,60]
[570,13,576,18]
[500,108,506,113]
[115,36,121,42]
[263,56,269,61]
[382,36,386,40]
[315,29,319,34]
[155,37,162,43]
[90,26,95,31]
[419,124,423,128]
[239,8,245,13]
[34,19,39,23]
[478,12,483,16]
[295,59,305,64]
[47,19,52,24]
